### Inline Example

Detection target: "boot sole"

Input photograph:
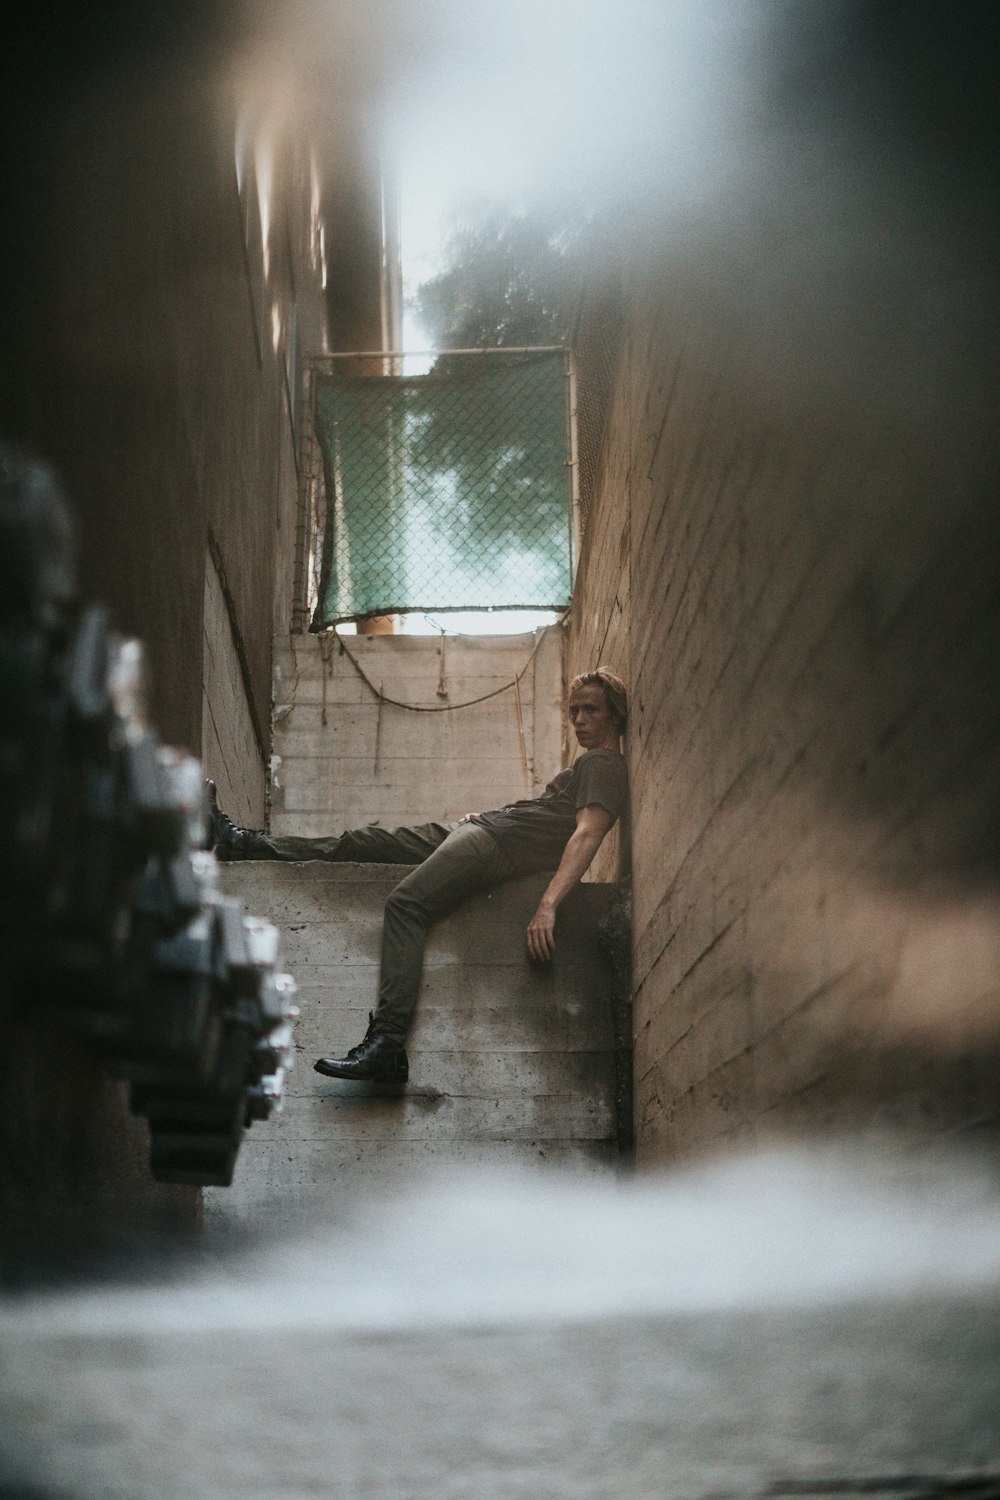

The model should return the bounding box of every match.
[313,1058,408,1084]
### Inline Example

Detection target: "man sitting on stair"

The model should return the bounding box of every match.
[208,668,628,1084]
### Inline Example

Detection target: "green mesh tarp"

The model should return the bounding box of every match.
[311,352,571,626]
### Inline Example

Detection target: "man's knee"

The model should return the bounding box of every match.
[384,881,425,924]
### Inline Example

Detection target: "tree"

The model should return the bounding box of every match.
[412,200,585,350]
[384,202,586,610]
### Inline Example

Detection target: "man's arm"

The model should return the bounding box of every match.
[526,803,615,961]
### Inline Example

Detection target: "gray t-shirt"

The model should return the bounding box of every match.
[471,749,628,873]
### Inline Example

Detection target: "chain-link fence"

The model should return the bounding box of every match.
[571,274,624,536]
[298,350,573,629]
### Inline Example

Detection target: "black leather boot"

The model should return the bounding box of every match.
[204,779,260,861]
[314,1013,409,1083]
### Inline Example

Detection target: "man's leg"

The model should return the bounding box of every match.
[374,823,517,1039]
[205,781,455,864]
[236,822,456,865]
[314,823,517,1080]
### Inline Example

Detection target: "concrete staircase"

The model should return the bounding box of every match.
[206,861,624,1232]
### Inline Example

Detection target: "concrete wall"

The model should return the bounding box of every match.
[0,1026,198,1274]
[0,18,334,1242]
[6,96,283,767]
[202,549,263,832]
[569,34,1000,1162]
[268,628,565,835]
[567,364,632,887]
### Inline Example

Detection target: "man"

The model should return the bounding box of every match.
[209,668,628,1083]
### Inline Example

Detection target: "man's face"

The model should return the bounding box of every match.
[568,683,620,751]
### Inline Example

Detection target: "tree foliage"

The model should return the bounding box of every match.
[385,202,585,612]
[412,201,584,350]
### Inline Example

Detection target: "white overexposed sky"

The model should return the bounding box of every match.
[377,0,771,632]
[391,0,769,356]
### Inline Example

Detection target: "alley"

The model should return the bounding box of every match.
[201,628,626,1231]
[3,3,1000,1496]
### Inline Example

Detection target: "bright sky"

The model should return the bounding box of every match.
[394,0,764,354]
[395,105,563,635]
[378,1,766,635]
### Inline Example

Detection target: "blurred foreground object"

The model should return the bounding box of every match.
[0,449,298,1186]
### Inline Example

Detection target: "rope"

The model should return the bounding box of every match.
[318,632,335,726]
[513,672,530,790]
[373,679,384,775]
[324,619,564,714]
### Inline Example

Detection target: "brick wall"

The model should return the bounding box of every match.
[570,146,1000,1164]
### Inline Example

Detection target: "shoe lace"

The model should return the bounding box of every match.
[345,1012,379,1059]
[223,809,262,838]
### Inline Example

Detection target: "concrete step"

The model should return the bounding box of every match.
[206,863,623,1231]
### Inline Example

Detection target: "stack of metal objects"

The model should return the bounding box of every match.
[0,449,297,1187]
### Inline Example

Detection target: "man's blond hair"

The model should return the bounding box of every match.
[568,668,628,732]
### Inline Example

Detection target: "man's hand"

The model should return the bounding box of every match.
[527,899,557,961]
[457,812,480,825]
[524,803,615,963]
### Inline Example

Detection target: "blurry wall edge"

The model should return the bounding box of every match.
[0,6,381,1255]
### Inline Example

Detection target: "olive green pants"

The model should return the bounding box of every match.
[243,821,518,1040]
